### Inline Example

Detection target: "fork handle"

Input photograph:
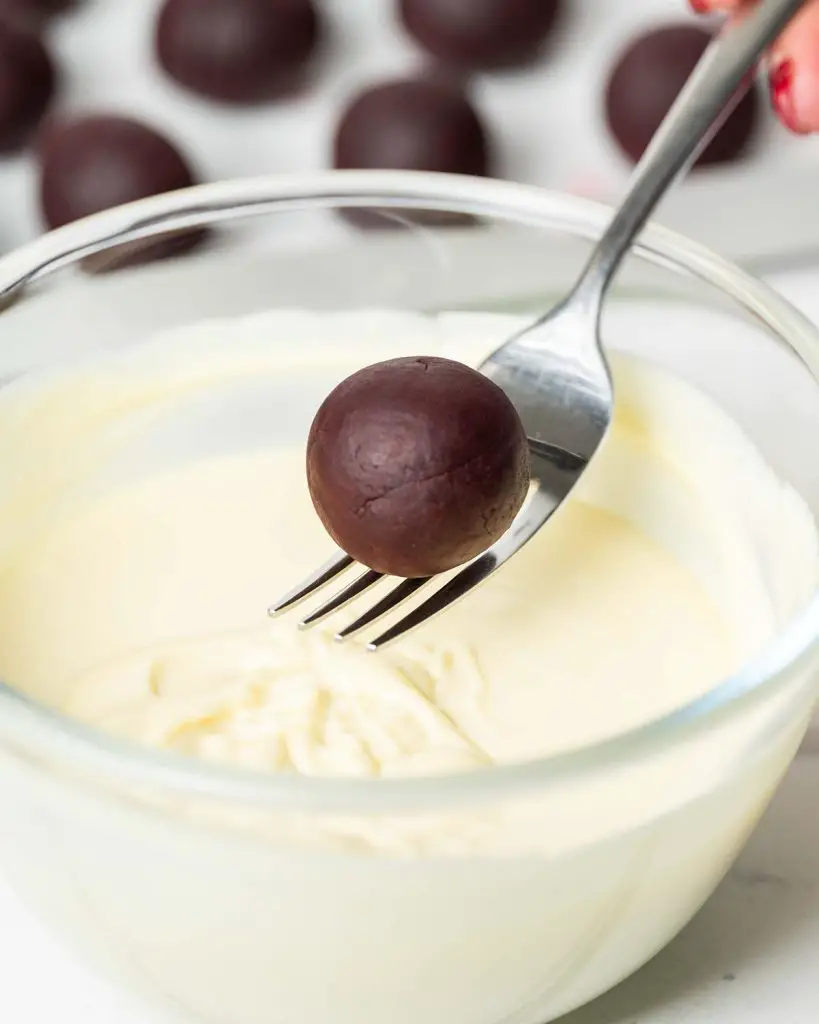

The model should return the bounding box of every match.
[575,0,808,308]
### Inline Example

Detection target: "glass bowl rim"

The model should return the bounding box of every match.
[0,169,817,815]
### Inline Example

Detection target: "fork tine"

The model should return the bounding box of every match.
[299,569,384,628]
[268,550,354,616]
[366,557,498,651]
[367,485,557,650]
[335,577,432,641]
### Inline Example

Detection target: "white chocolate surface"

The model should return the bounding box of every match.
[0,310,811,779]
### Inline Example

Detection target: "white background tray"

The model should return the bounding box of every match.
[3,0,819,271]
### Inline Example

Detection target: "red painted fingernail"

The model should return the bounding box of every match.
[690,0,710,12]
[770,59,807,134]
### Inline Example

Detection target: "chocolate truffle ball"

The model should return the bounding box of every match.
[0,0,75,30]
[400,0,561,71]
[335,77,489,176]
[605,24,759,167]
[334,76,489,226]
[0,22,55,153]
[38,115,204,272]
[156,0,321,105]
[307,356,530,578]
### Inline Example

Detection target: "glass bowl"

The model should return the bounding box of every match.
[0,171,817,1024]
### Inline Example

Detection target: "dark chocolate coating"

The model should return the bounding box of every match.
[400,0,561,70]
[307,356,530,578]
[0,0,76,30]
[335,77,489,176]
[334,76,489,226]
[605,24,759,167]
[38,115,204,272]
[0,22,55,153]
[156,0,321,105]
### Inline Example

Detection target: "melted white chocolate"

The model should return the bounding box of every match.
[0,310,811,780]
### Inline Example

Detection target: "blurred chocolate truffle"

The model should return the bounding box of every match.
[156,0,321,104]
[0,21,55,152]
[334,77,489,225]
[605,24,759,166]
[400,0,561,70]
[38,115,204,272]
[307,356,530,578]
[335,77,489,175]
[0,0,76,30]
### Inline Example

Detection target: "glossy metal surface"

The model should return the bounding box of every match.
[271,0,807,650]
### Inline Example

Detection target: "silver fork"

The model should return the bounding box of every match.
[271,0,806,651]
